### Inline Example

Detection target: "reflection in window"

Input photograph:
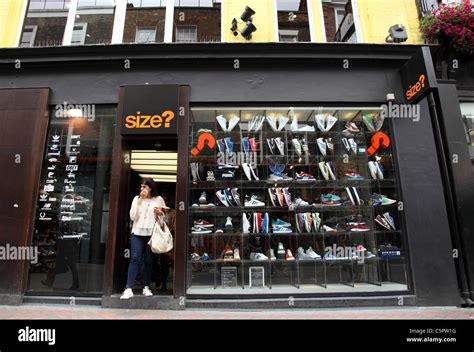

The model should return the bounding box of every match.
[20,1,70,47]
[327,0,356,43]
[74,2,115,45]
[28,106,116,294]
[277,0,310,42]
[173,0,221,42]
[124,2,165,43]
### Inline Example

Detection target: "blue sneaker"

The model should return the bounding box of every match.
[272,219,292,227]
[242,137,250,153]
[216,139,225,154]
[224,137,233,155]
[261,212,269,234]
[272,225,293,234]
[269,164,285,174]
[200,253,210,261]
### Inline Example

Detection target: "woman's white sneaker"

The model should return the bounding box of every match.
[143,286,153,297]
[120,288,134,300]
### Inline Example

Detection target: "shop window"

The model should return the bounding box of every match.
[123,0,165,44]
[173,0,221,42]
[460,103,474,166]
[74,1,115,45]
[21,1,70,47]
[28,106,116,294]
[276,0,311,42]
[176,26,197,42]
[187,106,409,294]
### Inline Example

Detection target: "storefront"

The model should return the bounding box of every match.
[0,43,469,308]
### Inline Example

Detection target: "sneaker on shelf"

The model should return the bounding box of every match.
[277,242,285,256]
[274,137,285,155]
[326,138,335,155]
[346,187,355,206]
[349,138,358,155]
[190,253,201,261]
[306,246,322,259]
[301,138,310,155]
[304,213,313,233]
[267,173,292,182]
[315,114,326,132]
[325,115,338,132]
[120,288,134,300]
[224,188,236,206]
[199,191,207,204]
[233,248,241,261]
[375,214,391,230]
[190,163,198,182]
[242,136,250,153]
[197,128,212,133]
[249,137,257,153]
[378,193,396,205]
[348,223,370,232]
[368,161,378,180]
[292,138,302,157]
[255,252,269,261]
[253,116,265,131]
[241,163,252,181]
[282,187,292,205]
[312,212,321,232]
[261,213,269,234]
[192,226,212,234]
[296,213,305,233]
[193,218,214,227]
[375,161,384,180]
[247,116,257,131]
[345,121,360,132]
[216,190,230,207]
[216,115,228,131]
[342,137,350,152]
[318,162,330,181]
[295,171,315,181]
[275,187,286,206]
[356,245,367,252]
[268,188,277,206]
[272,219,292,227]
[352,187,362,205]
[323,252,339,260]
[245,195,265,207]
[200,253,210,261]
[383,212,396,230]
[249,164,259,180]
[266,116,278,132]
[345,170,364,180]
[224,249,234,261]
[294,197,310,207]
[253,212,263,233]
[273,225,293,233]
[317,138,327,156]
[216,139,225,153]
[286,249,295,261]
[228,115,240,132]
[365,251,376,259]
[269,248,277,261]
[297,247,313,260]
[224,137,234,155]
[230,188,241,206]
[266,138,275,155]
[320,193,341,206]
[242,213,251,234]
[278,116,289,131]
[327,161,337,180]
[225,216,233,229]
[320,224,337,232]
[290,111,299,131]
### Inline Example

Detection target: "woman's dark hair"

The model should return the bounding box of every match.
[140,178,159,197]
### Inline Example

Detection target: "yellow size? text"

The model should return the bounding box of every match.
[125,110,175,129]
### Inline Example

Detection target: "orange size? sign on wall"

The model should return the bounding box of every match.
[405,74,426,101]
[124,110,175,129]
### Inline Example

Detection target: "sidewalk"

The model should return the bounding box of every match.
[0,304,472,319]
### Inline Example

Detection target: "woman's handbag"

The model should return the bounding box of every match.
[148,216,174,254]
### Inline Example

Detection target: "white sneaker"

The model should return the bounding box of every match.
[368,161,378,180]
[255,252,268,261]
[306,246,321,259]
[317,138,327,156]
[318,162,330,181]
[325,115,338,131]
[234,248,241,260]
[227,115,240,132]
[315,114,326,132]
[375,161,384,179]
[143,286,153,297]
[225,216,233,228]
[242,213,250,233]
[290,114,299,131]
[216,115,227,131]
[269,248,277,260]
[342,138,350,152]
[266,116,278,132]
[297,247,313,260]
[248,116,257,131]
[199,191,207,204]
[274,137,285,155]
[120,288,134,300]
[349,138,358,155]
[241,163,252,180]
[254,116,265,131]
[249,164,259,180]
[292,138,302,157]
[245,195,265,207]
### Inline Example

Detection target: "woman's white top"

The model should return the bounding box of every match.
[130,195,167,236]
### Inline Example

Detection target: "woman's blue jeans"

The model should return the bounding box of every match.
[126,234,153,289]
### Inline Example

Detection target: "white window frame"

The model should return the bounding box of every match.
[20,25,38,47]
[279,29,299,42]
[175,25,197,42]
[135,26,157,43]
[71,22,88,45]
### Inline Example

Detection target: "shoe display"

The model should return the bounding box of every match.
[188,107,402,291]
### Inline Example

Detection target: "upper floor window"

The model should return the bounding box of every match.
[29,0,71,10]
[173,0,221,42]
[176,25,197,42]
[276,0,311,42]
[124,1,166,43]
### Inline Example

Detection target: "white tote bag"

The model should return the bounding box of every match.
[148,216,173,254]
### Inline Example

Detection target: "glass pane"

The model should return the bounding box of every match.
[173,0,221,42]
[124,4,166,43]
[21,1,70,47]
[277,0,310,42]
[28,106,116,294]
[187,106,409,294]
[74,4,115,45]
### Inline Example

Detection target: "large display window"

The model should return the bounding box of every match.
[186,106,409,294]
[28,106,115,293]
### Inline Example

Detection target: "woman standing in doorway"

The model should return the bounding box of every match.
[120,178,168,299]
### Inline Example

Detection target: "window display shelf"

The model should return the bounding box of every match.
[187,107,407,292]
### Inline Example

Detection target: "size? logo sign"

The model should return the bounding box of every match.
[405,74,426,101]
[125,110,175,129]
